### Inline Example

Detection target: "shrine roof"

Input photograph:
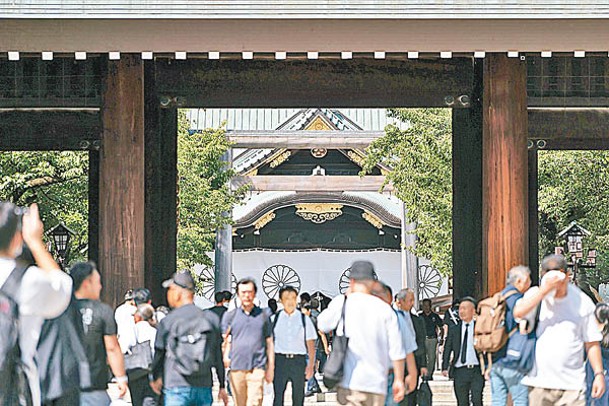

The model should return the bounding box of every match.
[2,1,608,19]
[187,108,405,174]
[233,191,403,228]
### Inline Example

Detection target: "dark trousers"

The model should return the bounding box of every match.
[273,354,306,406]
[128,372,158,406]
[42,388,80,406]
[453,366,484,406]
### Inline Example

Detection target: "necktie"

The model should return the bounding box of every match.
[461,323,469,364]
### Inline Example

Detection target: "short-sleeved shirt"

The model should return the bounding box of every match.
[317,293,406,395]
[75,298,117,391]
[521,284,602,391]
[272,310,317,355]
[208,305,228,321]
[420,311,443,337]
[153,304,224,389]
[221,306,272,371]
[493,285,523,364]
[397,310,419,355]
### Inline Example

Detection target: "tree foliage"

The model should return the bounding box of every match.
[0,151,89,263]
[363,108,453,275]
[537,150,609,288]
[176,111,247,270]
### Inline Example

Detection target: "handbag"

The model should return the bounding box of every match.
[323,296,348,390]
[417,377,433,406]
[124,327,153,381]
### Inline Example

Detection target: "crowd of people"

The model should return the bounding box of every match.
[2,201,609,406]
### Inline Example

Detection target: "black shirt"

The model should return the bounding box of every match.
[151,304,225,389]
[420,311,443,337]
[443,307,460,327]
[208,305,228,321]
[75,299,117,391]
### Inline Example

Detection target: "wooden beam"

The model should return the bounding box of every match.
[88,150,100,265]
[482,53,529,298]
[452,58,483,300]
[528,149,539,285]
[99,55,145,307]
[231,175,392,192]
[0,109,100,150]
[155,58,474,108]
[144,61,178,306]
[228,130,384,149]
[528,108,609,140]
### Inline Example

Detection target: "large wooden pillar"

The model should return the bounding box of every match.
[452,59,484,300]
[88,150,100,265]
[144,61,178,305]
[99,55,145,306]
[528,149,539,284]
[482,53,529,296]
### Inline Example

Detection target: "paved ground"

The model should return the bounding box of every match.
[108,372,492,405]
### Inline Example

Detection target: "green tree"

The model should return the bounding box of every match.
[0,151,89,263]
[537,150,609,289]
[177,112,247,270]
[363,108,453,275]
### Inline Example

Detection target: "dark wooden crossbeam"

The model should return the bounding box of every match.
[2,107,609,153]
[154,58,474,108]
[0,109,100,150]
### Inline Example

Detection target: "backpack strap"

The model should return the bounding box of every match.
[301,312,307,352]
[0,263,30,299]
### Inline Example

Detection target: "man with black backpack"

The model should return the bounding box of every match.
[271,286,317,406]
[0,202,73,406]
[150,270,228,406]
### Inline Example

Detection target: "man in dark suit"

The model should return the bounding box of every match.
[396,289,428,406]
[441,297,484,406]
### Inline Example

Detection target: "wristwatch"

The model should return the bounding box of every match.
[594,370,606,378]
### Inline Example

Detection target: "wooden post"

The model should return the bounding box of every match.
[528,149,539,285]
[452,59,484,300]
[215,149,233,294]
[88,150,100,265]
[144,61,178,305]
[482,53,529,297]
[99,55,145,307]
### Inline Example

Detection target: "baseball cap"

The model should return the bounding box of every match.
[349,260,376,281]
[162,270,196,291]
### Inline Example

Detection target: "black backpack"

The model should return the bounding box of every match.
[167,311,215,377]
[0,264,33,406]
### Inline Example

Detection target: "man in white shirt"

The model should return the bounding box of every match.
[271,286,317,406]
[371,281,418,406]
[442,297,484,406]
[318,260,406,406]
[516,254,605,405]
[0,202,73,406]
[115,289,136,353]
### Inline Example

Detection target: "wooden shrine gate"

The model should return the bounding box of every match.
[1,53,607,305]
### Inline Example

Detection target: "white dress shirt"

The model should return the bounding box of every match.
[318,293,406,395]
[454,321,479,368]
[115,301,137,353]
[272,309,317,355]
[0,258,72,406]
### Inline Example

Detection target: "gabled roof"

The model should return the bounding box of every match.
[558,221,592,239]
[231,108,373,174]
[3,1,608,19]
